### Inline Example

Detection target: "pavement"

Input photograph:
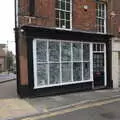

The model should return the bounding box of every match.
[0,98,38,120]
[23,98,120,120]
[1,80,120,120]
[0,72,16,83]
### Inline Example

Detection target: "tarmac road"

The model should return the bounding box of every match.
[42,100,120,120]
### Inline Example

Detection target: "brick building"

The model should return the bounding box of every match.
[15,0,112,97]
[0,44,6,72]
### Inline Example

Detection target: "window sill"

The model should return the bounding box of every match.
[56,27,72,31]
[34,80,93,89]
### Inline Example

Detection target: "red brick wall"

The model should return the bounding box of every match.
[19,0,97,31]
[73,0,96,31]
[19,0,55,27]
[18,0,109,32]
[19,0,29,15]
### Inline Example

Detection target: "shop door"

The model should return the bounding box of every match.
[93,53,105,87]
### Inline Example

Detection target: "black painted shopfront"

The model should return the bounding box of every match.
[16,26,112,97]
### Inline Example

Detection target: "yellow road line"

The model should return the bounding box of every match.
[21,97,120,120]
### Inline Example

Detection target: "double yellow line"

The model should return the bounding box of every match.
[21,97,120,120]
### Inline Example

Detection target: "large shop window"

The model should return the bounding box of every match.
[33,39,91,88]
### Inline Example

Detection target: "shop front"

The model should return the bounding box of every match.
[16,26,112,97]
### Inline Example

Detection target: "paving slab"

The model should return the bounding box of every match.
[0,98,38,120]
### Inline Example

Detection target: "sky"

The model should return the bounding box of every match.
[0,1,15,54]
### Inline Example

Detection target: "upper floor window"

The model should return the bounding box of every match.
[55,0,72,30]
[29,0,35,16]
[96,2,106,33]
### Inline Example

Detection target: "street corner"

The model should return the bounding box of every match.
[0,98,39,120]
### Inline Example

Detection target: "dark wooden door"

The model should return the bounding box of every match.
[93,53,105,87]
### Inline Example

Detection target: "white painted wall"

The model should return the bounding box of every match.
[112,52,119,88]
[112,37,120,88]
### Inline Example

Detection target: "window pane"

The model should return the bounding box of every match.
[62,63,71,83]
[61,1,65,10]
[102,4,105,10]
[102,11,104,18]
[96,18,99,25]
[56,10,59,18]
[49,41,60,62]
[101,44,104,51]
[37,41,47,62]
[73,43,82,61]
[102,26,104,33]
[60,20,65,28]
[56,19,59,27]
[66,3,70,11]
[83,44,90,61]
[49,63,60,84]
[56,0,60,9]
[99,11,102,17]
[96,10,99,17]
[97,44,100,51]
[66,21,70,29]
[93,44,96,51]
[99,19,102,26]
[99,54,104,71]
[66,0,70,3]
[73,63,82,81]
[37,63,48,86]
[101,19,104,25]
[83,62,90,80]
[60,11,65,19]
[66,12,70,20]
[61,42,71,61]
[99,4,101,10]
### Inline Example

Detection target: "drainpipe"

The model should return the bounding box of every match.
[14,0,16,28]
[14,0,19,28]
[14,0,21,95]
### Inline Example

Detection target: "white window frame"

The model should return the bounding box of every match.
[92,43,107,87]
[33,40,107,89]
[55,0,72,30]
[96,2,106,34]
[33,39,94,89]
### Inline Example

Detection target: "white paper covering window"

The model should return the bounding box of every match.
[33,39,92,88]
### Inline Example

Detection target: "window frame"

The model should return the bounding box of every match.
[96,2,107,34]
[33,39,106,89]
[93,43,107,87]
[29,0,35,16]
[55,0,72,30]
